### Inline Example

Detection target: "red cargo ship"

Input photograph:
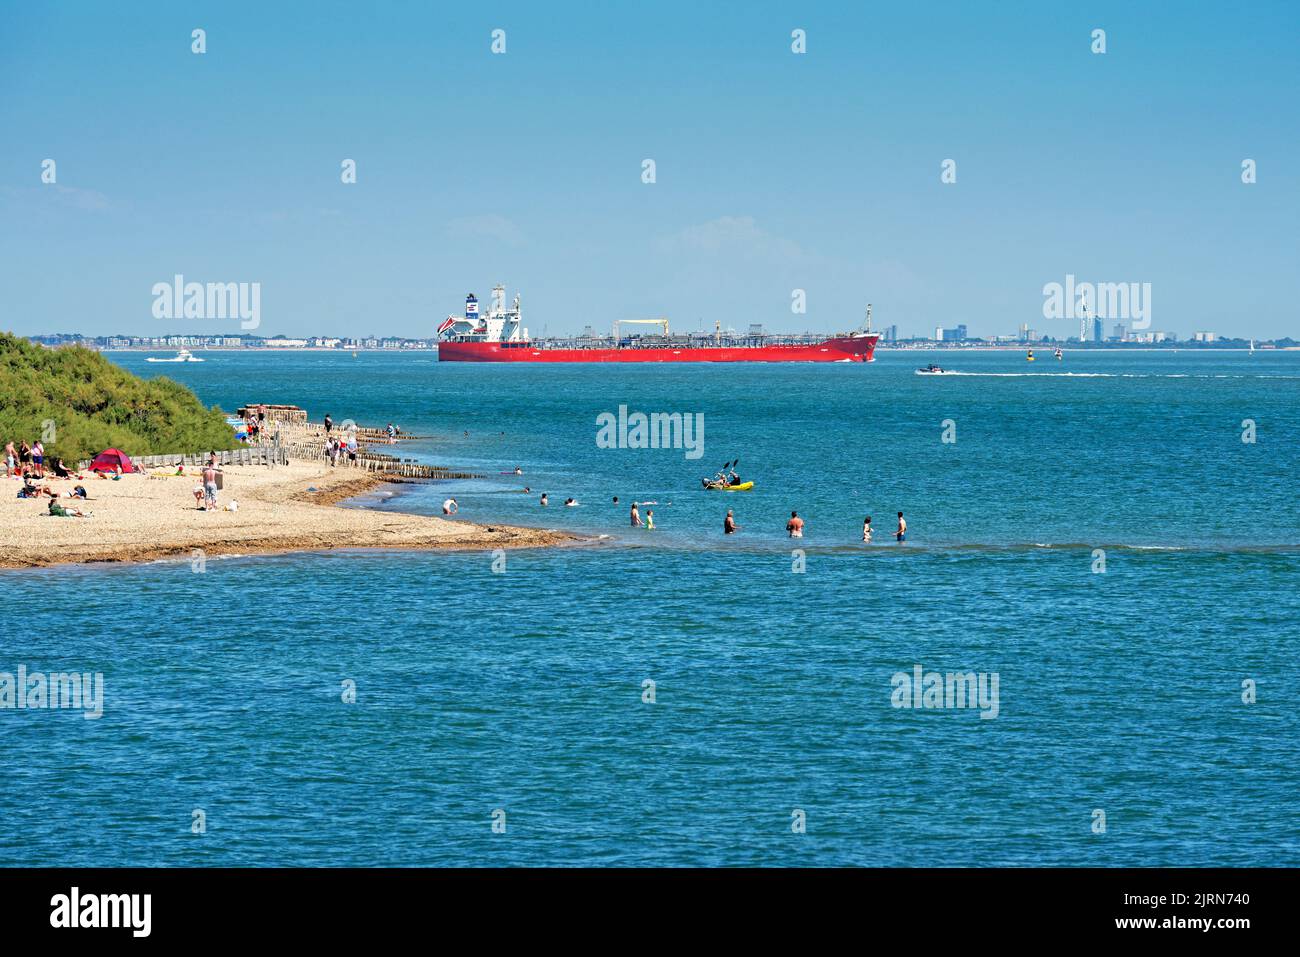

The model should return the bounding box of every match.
[436,286,879,363]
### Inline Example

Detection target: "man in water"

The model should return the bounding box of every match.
[896,511,906,542]
[724,509,738,535]
[786,511,804,538]
[540,492,548,506]
[630,502,642,527]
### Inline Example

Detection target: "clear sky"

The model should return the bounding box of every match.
[1,0,1297,340]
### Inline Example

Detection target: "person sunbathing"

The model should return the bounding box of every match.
[49,499,89,518]
[51,459,74,478]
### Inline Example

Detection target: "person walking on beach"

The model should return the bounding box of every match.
[895,511,906,542]
[324,413,333,436]
[202,461,220,510]
[630,502,642,527]
[724,509,738,535]
[862,515,873,543]
[786,511,804,538]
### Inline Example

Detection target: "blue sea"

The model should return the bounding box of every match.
[3,350,1298,866]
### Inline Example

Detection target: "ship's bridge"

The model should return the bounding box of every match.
[439,284,528,342]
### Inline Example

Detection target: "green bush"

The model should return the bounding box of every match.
[0,333,237,463]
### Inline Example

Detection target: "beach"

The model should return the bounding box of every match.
[0,460,573,569]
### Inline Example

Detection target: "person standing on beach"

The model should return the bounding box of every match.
[724,509,738,534]
[324,414,333,436]
[862,516,873,543]
[786,511,804,538]
[202,461,219,510]
[4,440,15,477]
[31,440,44,478]
[630,502,642,527]
[896,511,907,542]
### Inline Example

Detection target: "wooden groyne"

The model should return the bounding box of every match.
[84,421,481,481]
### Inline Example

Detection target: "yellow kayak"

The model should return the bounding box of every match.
[706,481,754,491]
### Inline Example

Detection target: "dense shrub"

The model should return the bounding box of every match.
[0,333,236,462]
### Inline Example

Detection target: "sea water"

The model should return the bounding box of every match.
[2,350,1297,865]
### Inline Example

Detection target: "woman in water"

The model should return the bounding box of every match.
[862,515,872,543]
[630,502,642,527]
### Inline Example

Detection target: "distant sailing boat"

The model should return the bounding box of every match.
[1249,338,1256,354]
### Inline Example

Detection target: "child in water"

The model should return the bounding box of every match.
[646,510,654,530]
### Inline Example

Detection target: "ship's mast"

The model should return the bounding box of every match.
[865,303,872,334]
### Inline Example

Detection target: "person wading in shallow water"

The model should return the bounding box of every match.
[896,511,906,543]
[724,509,739,535]
[786,511,804,538]
[630,502,642,527]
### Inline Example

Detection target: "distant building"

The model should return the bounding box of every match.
[936,324,967,342]
[1192,331,1217,342]
[883,325,898,342]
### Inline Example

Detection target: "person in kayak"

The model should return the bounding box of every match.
[786,511,804,538]
[724,509,738,534]
[896,511,906,542]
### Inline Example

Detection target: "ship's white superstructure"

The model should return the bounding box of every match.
[438,284,528,343]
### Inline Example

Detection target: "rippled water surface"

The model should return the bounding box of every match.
[2,350,1297,865]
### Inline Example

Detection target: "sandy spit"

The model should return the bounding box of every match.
[0,461,576,569]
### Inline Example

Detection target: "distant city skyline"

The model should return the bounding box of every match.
[2,3,1297,340]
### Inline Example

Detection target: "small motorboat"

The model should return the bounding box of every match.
[915,363,948,375]
[147,349,204,363]
[1054,348,1063,360]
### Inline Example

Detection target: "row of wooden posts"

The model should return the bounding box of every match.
[114,427,482,481]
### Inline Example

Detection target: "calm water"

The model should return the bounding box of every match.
[3,350,1298,866]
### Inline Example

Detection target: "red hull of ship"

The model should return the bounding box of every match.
[438,336,878,363]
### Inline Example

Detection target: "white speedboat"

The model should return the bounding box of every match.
[915,363,952,375]
[146,349,204,363]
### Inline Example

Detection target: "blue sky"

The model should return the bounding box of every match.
[1,0,1297,339]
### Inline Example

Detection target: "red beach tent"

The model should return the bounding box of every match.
[88,448,137,473]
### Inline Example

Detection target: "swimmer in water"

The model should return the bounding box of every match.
[630,501,642,527]
[786,511,804,538]
[724,509,738,534]
[565,497,578,506]
[540,492,548,506]
[862,515,872,543]
[896,511,906,542]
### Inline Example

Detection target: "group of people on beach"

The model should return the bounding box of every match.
[4,439,55,481]
[7,439,94,516]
